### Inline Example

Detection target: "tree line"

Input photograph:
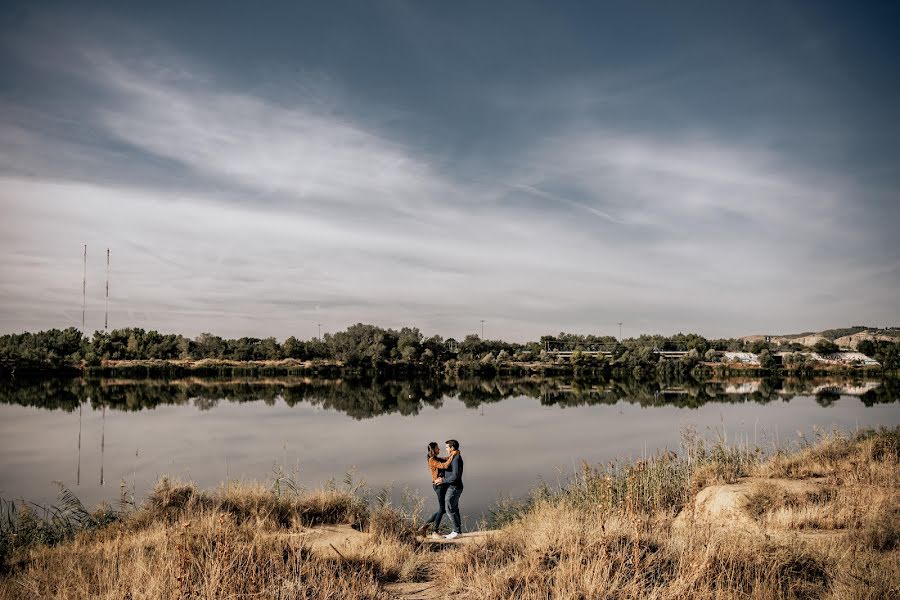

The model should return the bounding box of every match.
[0,324,897,373]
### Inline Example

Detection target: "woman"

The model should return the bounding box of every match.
[420,441,456,537]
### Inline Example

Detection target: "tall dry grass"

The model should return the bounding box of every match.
[1,512,391,599]
[0,478,416,599]
[489,426,760,528]
[141,477,370,529]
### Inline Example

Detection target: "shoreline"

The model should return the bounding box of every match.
[1,356,891,379]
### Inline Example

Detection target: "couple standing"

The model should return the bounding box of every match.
[421,439,464,539]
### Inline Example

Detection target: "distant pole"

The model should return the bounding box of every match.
[104,248,110,331]
[480,320,485,339]
[317,323,322,340]
[617,322,623,340]
[81,245,87,334]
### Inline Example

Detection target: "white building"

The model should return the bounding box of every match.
[722,352,760,365]
[813,351,880,366]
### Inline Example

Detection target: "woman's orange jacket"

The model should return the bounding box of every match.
[427,452,456,483]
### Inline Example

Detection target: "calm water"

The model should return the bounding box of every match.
[1,376,898,529]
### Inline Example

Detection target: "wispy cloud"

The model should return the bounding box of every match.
[0,23,897,339]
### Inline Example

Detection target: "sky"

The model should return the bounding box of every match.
[1,1,898,342]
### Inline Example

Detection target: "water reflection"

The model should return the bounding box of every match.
[0,375,897,526]
[0,375,896,415]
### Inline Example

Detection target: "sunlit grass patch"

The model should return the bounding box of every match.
[142,477,369,530]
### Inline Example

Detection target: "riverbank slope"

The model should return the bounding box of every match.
[1,428,897,599]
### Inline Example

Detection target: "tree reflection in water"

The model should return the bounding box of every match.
[0,374,895,416]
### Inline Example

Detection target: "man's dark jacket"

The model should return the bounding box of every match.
[442,453,464,490]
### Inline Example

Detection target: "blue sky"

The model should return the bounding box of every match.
[1,1,898,341]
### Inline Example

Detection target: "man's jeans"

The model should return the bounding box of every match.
[446,485,463,533]
[427,484,447,530]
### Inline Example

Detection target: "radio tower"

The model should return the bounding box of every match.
[104,248,110,330]
[81,245,87,334]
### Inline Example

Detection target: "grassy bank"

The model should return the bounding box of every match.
[27,356,893,379]
[1,428,897,599]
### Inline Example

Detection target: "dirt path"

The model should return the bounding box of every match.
[273,526,492,599]
[383,532,495,600]
[383,575,442,600]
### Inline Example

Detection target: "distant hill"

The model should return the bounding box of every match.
[741,326,900,349]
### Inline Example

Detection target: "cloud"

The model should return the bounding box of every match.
[83,51,456,218]
[0,29,897,340]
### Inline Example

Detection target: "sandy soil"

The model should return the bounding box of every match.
[674,477,845,546]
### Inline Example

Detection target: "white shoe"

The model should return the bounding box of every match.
[444,531,459,540]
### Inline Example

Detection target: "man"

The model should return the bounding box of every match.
[440,439,464,539]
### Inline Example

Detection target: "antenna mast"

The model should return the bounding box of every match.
[104,248,110,331]
[81,245,87,334]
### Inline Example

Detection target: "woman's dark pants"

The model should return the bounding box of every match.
[427,484,447,531]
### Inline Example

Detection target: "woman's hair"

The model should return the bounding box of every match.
[427,442,439,459]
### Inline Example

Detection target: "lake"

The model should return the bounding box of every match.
[1,375,898,529]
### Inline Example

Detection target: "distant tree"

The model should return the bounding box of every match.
[814,339,839,355]
[327,323,397,365]
[0,327,85,367]
[856,339,876,357]
[177,336,192,359]
[259,337,282,360]
[193,332,226,359]
[458,334,485,361]
[304,336,329,359]
[758,349,776,370]
[397,327,423,361]
[749,340,770,354]
[670,333,709,354]
[126,331,142,358]
[783,352,809,370]
[419,335,447,362]
[819,326,868,341]
[876,341,899,370]
[282,336,301,359]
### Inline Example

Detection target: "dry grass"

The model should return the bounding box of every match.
[745,430,899,548]
[757,485,896,534]
[1,428,897,599]
[759,427,899,485]
[0,513,391,599]
[141,477,370,529]
[0,479,404,599]
[438,501,836,600]
[436,427,899,600]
